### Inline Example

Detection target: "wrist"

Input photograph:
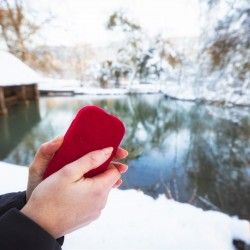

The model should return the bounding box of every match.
[21,204,58,239]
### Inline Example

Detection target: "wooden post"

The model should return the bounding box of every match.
[16,85,27,102]
[33,83,39,100]
[0,87,7,115]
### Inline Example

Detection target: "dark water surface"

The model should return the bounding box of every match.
[0,95,249,219]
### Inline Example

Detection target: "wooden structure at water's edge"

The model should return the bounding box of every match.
[0,83,39,115]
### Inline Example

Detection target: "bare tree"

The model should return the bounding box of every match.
[0,0,57,73]
[0,0,36,59]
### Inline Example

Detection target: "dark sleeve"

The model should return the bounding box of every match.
[0,192,64,249]
[0,191,26,217]
[0,208,62,250]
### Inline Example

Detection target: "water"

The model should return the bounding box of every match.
[0,95,249,220]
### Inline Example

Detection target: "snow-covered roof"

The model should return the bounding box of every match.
[0,51,42,86]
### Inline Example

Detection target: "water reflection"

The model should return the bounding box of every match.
[0,95,249,220]
[0,102,40,160]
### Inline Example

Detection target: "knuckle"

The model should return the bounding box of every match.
[88,153,98,166]
[38,143,47,154]
[37,143,50,160]
[60,165,73,178]
[93,187,102,197]
[93,184,105,197]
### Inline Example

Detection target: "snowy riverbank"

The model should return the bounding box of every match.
[39,81,250,106]
[0,162,249,249]
[38,82,162,95]
[161,84,250,106]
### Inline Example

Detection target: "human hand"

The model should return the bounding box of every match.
[26,136,64,201]
[26,136,128,200]
[22,147,125,238]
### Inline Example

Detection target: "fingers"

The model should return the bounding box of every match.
[111,162,128,174]
[30,136,64,176]
[114,147,128,160]
[109,162,127,188]
[113,179,123,188]
[60,147,113,182]
[91,165,121,190]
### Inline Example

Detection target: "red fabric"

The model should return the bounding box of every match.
[43,105,125,179]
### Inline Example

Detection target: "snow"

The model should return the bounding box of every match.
[39,78,80,89]
[74,87,129,95]
[38,78,129,95]
[38,81,250,104]
[161,83,250,106]
[0,162,28,193]
[38,80,162,95]
[161,84,196,101]
[0,162,249,249]
[129,83,161,94]
[39,86,129,95]
[0,51,42,86]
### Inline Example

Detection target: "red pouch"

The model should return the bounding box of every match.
[43,105,125,179]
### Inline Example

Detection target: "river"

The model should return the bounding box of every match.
[0,94,249,220]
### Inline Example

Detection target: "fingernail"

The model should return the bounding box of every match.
[102,147,113,156]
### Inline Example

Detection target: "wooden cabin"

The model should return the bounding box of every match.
[0,51,41,115]
[0,83,39,115]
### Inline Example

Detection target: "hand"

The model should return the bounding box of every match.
[26,136,128,200]
[26,136,64,201]
[21,147,125,238]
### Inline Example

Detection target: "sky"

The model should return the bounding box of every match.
[27,0,200,47]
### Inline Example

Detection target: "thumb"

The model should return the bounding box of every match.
[30,136,64,176]
[59,147,113,182]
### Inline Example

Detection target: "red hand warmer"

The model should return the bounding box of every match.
[43,105,125,179]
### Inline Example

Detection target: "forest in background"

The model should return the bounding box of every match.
[0,0,249,104]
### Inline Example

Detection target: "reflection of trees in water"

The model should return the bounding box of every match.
[0,101,40,160]
[94,96,250,219]
[186,106,250,219]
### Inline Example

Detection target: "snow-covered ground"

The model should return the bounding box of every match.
[161,84,196,101]
[161,83,250,106]
[74,87,129,95]
[128,83,162,94]
[0,162,249,249]
[39,83,161,95]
